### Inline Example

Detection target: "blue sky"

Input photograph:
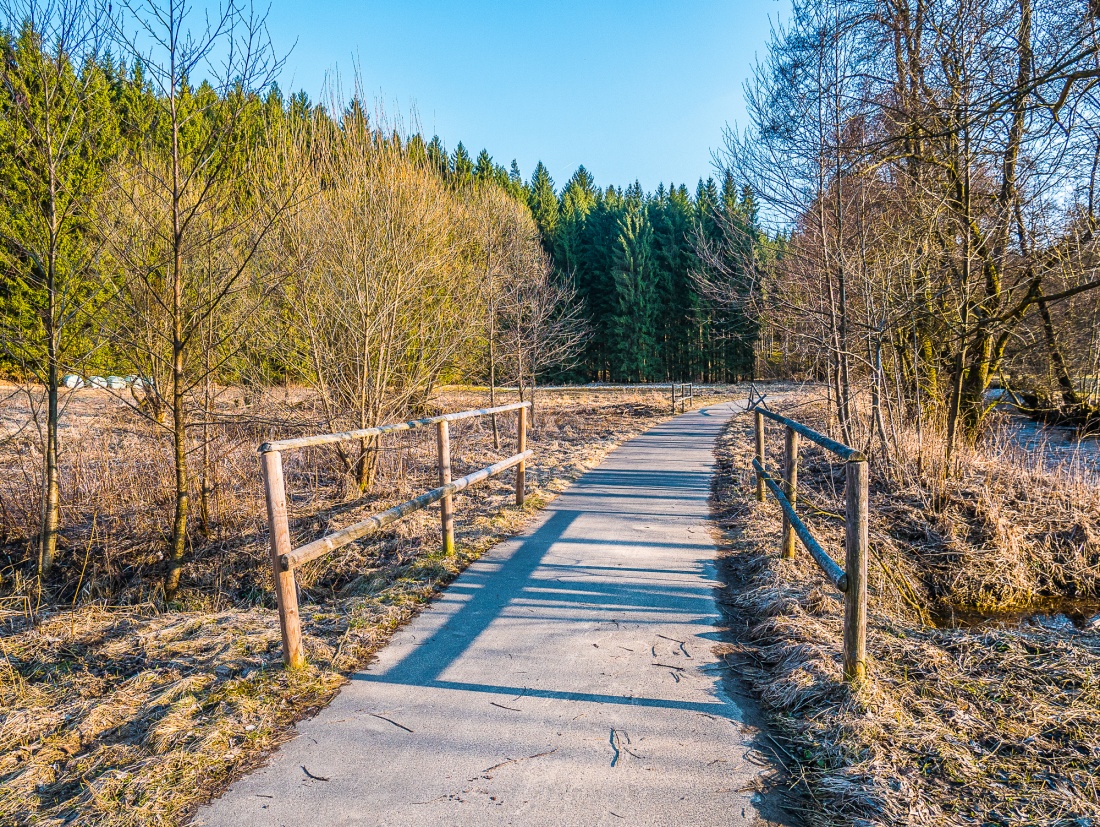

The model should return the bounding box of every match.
[263,1,789,194]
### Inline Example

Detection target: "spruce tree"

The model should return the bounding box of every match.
[610,205,658,381]
[527,161,559,247]
[451,141,473,186]
[426,135,448,178]
[474,148,494,182]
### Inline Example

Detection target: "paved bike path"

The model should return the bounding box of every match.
[195,404,763,827]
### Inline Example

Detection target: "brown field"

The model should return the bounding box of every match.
[0,383,741,826]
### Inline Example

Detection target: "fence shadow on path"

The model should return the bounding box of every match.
[354,458,739,719]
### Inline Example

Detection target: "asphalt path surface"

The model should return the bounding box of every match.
[195,402,765,827]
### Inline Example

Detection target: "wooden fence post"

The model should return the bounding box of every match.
[843,459,869,683]
[260,450,304,669]
[671,383,677,413]
[437,420,454,554]
[754,410,765,502]
[515,405,527,506]
[781,426,799,558]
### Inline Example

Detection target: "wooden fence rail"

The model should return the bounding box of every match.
[750,405,868,683]
[260,401,531,668]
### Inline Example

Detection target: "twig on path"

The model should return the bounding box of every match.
[301,766,329,782]
[656,634,693,658]
[652,662,687,671]
[490,701,522,711]
[481,748,558,774]
[369,713,414,733]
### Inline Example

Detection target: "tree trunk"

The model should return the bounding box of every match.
[530,371,537,429]
[1037,289,1081,408]
[39,324,60,578]
[199,375,212,538]
[489,318,499,449]
[39,161,61,578]
[945,345,966,471]
[165,113,188,602]
[165,328,189,600]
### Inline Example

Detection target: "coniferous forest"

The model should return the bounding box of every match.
[526,164,763,383]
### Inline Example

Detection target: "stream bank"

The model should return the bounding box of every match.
[713,402,1100,826]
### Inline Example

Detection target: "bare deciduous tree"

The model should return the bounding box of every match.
[0,0,115,576]
[105,0,286,598]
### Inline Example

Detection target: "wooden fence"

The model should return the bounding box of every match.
[749,405,869,682]
[672,382,694,413]
[259,402,531,668]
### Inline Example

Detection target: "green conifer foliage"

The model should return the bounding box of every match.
[527,161,559,246]
[610,206,658,380]
[535,164,763,383]
[426,135,448,177]
[451,141,473,186]
[474,148,494,182]
[0,13,119,575]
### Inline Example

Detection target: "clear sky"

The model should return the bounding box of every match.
[263,1,789,194]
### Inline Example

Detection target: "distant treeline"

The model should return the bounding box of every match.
[528,166,763,384]
[409,146,768,384]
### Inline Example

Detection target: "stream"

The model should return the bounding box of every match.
[936,402,1100,631]
[934,600,1100,633]
[1002,416,1100,476]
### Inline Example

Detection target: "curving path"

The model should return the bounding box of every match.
[194,402,766,827]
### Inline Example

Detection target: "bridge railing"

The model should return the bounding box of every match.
[749,404,868,683]
[259,402,531,668]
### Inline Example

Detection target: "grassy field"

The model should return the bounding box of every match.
[713,398,1100,826]
[0,384,740,826]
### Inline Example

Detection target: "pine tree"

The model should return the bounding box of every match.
[474,148,494,182]
[451,142,473,186]
[407,133,427,166]
[561,166,598,220]
[610,206,658,381]
[426,135,448,178]
[527,161,559,246]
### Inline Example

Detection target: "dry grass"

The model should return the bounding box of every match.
[714,401,1100,826]
[0,383,733,826]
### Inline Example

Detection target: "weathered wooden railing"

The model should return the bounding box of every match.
[672,382,694,413]
[749,405,869,682]
[260,402,531,668]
